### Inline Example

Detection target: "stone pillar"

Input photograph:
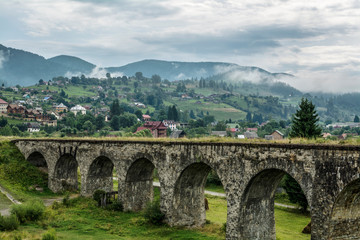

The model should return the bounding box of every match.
[168,163,211,227]
[122,158,155,211]
[238,169,284,240]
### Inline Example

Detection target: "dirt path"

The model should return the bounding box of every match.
[154,181,297,209]
[0,183,78,216]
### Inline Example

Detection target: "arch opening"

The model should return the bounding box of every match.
[329,178,360,239]
[87,156,115,195]
[240,169,310,240]
[124,158,156,211]
[27,151,48,173]
[172,162,227,227]
[54,153,79,192]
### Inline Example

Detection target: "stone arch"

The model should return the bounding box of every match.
[54,153,79,192]
[329,178,360,239]
[171,162,221,227]
[87,156,115,195]
[123,157,156,211]
[27,151,48,173]
[239,168,310,240]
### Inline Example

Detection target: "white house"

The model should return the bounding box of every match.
[0,98,8,113]
[163,120,178,130]
[70,105,87,116]
[27,123,41,133]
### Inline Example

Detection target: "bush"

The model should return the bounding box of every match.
[62,192,71,207]
[106,201,124,212]
[93,190,106,207]
[221,222,227,233]
[143,200,165,225]
[42,228,57,240]
[10,200,45,223]
[0,214,20,231]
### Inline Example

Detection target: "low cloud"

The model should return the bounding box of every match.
[0,50,9,69]
[279,70,360,93]
[65,67,124,79]
[88,67,123,79]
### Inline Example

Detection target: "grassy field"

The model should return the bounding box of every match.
[0,192,12,211]
[0,192,311,240]
[167,99,246,121]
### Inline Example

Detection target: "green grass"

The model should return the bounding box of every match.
[205,184,225,194]
[275,206,310,240]
[205,195,227,226]
[0,140,60,202]
[167,99,246,121]
[0,197,223,240]
[0,192,12,211]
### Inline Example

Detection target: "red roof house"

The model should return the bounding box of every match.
[136,121,167,138]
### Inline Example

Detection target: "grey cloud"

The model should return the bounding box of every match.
[136,25,324,56]
[71,0,180,18]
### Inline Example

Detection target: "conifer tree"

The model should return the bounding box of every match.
[289,98,321,139]
[354,115,360,123]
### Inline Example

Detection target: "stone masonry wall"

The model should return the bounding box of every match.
[13,139,360,240]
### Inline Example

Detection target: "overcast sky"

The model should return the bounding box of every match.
[0,0,359,93]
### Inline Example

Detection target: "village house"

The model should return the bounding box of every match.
[211,131,227,137]
[142,114,151,121]
[163,120,178,131]
[55,103,68,113]
[134,102,146,108]
[26,122,41,133]
[135,121,167,138]
[7,104,26,115]
[0,98,8,113]
[271,130,284,140]
[170,130,186,139]
[70,105,87,116]
[244,131,258,139]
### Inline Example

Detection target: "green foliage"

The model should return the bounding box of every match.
[42,229,57,240]
[110,115,120,131]
[105,201,124,212]
[206,170,222,186]
[62,192,71,207]
[290,98,322,139]
[221,222,227,233]
[0,141,49,197]
[214,121,227,131]
[354,115,360,123]
[110,99,121,117]
[143,200,165,225]
[10,200,45,223]
[93,190,106,207]
[0,214,20,231]
[282,174,308,212]
[118,113,138,128]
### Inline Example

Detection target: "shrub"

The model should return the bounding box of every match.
[106,201,124,212]
[221,222,227,233]
[143,200,164,225]
[42,228,57,240]
[93,190,106,207]
[62,192,71,207]
[0,214,20,231]
[10,200,45,223]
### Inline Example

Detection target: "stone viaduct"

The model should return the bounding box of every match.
[12,139,360,240]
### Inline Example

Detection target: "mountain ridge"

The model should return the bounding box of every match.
[0,44,292,87]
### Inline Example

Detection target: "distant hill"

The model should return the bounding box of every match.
[105,59,293,82]
[48,55,95,74]
[0,44,294,89]
[0,45,94,86]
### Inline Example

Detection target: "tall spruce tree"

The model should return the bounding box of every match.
[289,98,321,139]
